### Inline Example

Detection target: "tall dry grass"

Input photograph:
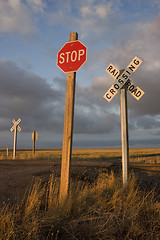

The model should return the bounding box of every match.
[0,172,160,239]
[1,148,160,161]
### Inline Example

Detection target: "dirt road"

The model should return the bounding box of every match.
[0,159,115,205]
[0,158,160,205]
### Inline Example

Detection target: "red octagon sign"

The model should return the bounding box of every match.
[57,40,87,73]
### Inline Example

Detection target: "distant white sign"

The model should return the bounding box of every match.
[10,118,21,132]
[32,131,38,141]
[10,118,21,159]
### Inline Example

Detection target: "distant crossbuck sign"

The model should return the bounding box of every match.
[103,56,144,102]
[10,118,21,132]
[10,118,21,159]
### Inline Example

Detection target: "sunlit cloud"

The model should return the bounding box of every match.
[0,0,35,34]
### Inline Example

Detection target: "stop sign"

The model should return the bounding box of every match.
[57,40,87,73]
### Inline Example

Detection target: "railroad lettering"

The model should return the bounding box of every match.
[135,91,141,97]
[114,84,120,90]
[114,71,119,77]
[118,78,124,84]
[105,93,111,99]
[128,85,135,92]
[132,88,138,95]
[122,73,128,80]
[126,70,131,75]
[128,64,135,72]
[133,59,140,65]
[126,80,131,88]
[110,88,116,95]
[110,69,116,76]
[107,65,113,72]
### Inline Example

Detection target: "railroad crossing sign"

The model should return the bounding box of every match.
[57,40,87,73]
[10,118,21,132]
[103,56,144,102]
[10,118,21,159]
[103,56,144,186]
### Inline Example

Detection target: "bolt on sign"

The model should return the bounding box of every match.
[57,32,87,204]
[10,118,21,159]
[103,56,144,186]
[6,144,9,157]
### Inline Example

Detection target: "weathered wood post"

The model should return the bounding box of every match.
[10,118,21,159]
[59,32,78,204]
[120,86,129,186]
[57,32,87,204]
[6,144,9,157]
[13,125,17,159]
[32,130,38,154]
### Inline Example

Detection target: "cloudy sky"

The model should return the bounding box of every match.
[0,0,160,149]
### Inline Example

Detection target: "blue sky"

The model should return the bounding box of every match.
[0,0,160,149]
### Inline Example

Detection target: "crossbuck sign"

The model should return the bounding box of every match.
[10,118,21,133]
[10,118,21,159]
[103,56,144,102]
[103,56,144,186]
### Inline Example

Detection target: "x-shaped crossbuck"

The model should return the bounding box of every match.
[103,56,144,102]
[10,118,21,132]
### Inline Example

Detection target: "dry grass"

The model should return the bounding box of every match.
[0,148,160,162]
[1,149,160,239]
[0,149,62,160]
[0,171,160,240]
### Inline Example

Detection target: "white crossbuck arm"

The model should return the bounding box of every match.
[103,56,144,102]
[10,118,21,132]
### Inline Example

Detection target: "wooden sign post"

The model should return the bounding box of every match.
[120,86,129,185]
[6,144,9,157]
[32,131,38,154]
[59,32,78,204]
[57,32,87,204]
[103,57,144,186]
[10,118,21,159]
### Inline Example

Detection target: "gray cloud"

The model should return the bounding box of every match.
[99,12,160,122]
[1,3,160,143]
[0,60,64,132]
[1,53,160,141]
[128,115,160,131]
[0,0,35,35]
[0,60,121,136]
[0,58,159,151]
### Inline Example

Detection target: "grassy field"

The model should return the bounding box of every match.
[1,148,160,163]
[1,172,160,239]
[0,148,160,239]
